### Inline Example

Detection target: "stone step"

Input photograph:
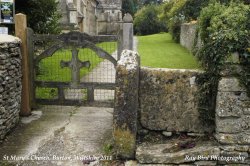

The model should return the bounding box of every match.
[136,142,220,165]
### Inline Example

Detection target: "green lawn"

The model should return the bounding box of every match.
[138,33,200,69]
[36,42,116,99]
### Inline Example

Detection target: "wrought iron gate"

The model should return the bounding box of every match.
[29,30,118,107]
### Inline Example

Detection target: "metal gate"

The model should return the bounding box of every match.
[28,30,118,107]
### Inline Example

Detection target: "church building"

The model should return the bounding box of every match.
[58,0,122,35]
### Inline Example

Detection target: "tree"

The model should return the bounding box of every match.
[142,0,163,5]
[122,0,164,16]
[134,5,167,35]
[122,0,138,16]
[15,0,61,34]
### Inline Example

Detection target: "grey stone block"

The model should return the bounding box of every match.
[139,67,212,133]
[136,142,220,164]
[216,92,244,118]
[216,118,243,133]
[215,133,250,145]
[218,78,245,92]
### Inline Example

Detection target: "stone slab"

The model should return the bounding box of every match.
[218,78,245,92]
[139,67,212,133]
[136,142,220,164]
[215,133,250,145]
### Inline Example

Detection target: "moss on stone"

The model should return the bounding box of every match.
[113,127,136,159]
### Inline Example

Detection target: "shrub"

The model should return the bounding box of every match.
[134,5,167,35]
[161,0,186,42]
[181,0,210,21]
[16,0,61,34]
[161,0,209,42]
[196,1,250,125]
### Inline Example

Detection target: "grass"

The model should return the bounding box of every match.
[137,33,200,69]
[36,42,116,99]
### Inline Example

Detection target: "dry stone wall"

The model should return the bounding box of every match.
[0,35,22,141]
[215,78,250,165]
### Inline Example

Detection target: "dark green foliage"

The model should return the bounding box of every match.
[160,0,186,42]
[197,1,250,125]
[160,0,209,42]
[181,0,210,21]
[134,5,167,35]
[15,0,61,34]
[196,73,219,127]
[122,0,165,16]
[141,0,163,5]
[122,0,138,16]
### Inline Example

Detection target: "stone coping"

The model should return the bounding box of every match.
[0,35,20,43]
[141,66,204,73]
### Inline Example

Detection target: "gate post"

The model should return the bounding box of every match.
[27,28,36,109]
[15,13,31,116]
[113,50,139,159]
[117,13,134,60]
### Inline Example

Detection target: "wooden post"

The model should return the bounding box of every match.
[27,28,36,109]
[15,13,31,116]
[87,87,94,102]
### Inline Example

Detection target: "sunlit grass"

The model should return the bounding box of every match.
[138,33,200,69]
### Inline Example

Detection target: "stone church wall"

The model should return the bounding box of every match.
[97,10,122,35]
[58,0,122,35]
[0,36,22,141]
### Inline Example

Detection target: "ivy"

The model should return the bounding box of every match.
[196,1,250,126]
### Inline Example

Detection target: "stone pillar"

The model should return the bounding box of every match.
[118,13,134,60]
[113,50,140,159]
[0,35,22,141]
[215,78,250,144]
[215,59,250,164]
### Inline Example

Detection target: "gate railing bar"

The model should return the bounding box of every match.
[36,99,113,107]
[35,81,115,89]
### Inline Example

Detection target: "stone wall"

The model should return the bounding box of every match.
[97,10,122,35]
[0,35,22,141]
[136,69,250,164]
[180,22,201,52]
[215,78,250,165]
[139,67,213,134]
[114,53,250,163]
[96,0,122,35]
